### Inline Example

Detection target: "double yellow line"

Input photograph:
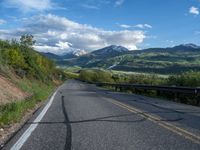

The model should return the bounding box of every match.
[104,97,200,145]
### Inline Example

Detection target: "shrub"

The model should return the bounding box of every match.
[79,69,114,83]
[167,71,200,87]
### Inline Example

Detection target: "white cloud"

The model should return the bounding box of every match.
[115,0,124,7]
[56,41,72,49]
[119,24,131,28]
[189,6,199,15]
[166,40,174,43]
[0,14,146,54]
[0,19,6,25]
[4,0,54,12]
[134,24,152,29]
[81,4,99,9]
[119,23,152,29]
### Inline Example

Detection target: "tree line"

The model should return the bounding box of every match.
[0,35,64,82]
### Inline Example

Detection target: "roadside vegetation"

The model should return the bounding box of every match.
[0,35,66,128]
[78,69,200,87]
[77,68,200,106]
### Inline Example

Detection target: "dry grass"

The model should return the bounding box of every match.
[0,75,29,105]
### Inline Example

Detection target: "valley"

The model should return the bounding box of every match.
[42,44,200,74]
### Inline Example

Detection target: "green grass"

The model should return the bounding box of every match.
[0,38,64,128]
[64,71,79,79]
[0,79,55,127]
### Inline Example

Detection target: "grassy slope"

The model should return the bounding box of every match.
[0,39,64,128]
[0,77,55,127]
[62,49,200,74]
[111,50,200,74]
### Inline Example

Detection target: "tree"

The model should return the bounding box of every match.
[20,34,36,48]
[3,48,26,69]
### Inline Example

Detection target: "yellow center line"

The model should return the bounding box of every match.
[103,97,200,145]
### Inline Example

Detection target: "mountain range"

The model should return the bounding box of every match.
[41,44,200,74]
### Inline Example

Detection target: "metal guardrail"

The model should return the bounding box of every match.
[95,82,200,96]
[79,79,200,105]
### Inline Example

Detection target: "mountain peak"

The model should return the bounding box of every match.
[89,45,129,58]
[181,43,200,49]
[63,49,87,57]
[105,45,129,52]
[173,43,200,50]
[92,45,129,54]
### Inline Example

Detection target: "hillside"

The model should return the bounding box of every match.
[45,45,130,67]
[46,44,200,74]
[0,36,65,143]
[0,75,28,105]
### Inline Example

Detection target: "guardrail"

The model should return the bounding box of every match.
[92,82,200,105]
[95,82,200,95]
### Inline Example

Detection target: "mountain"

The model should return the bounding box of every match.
[66,45,130,66]
[68,49,87,57]
[171,44,200,51]
[91,45,129,56]
[91,45,129,58]
[41,49,87,60]
[43,45,130,66]
[144,43,200,52]
[41,52,62,60]
[43,43,200,74]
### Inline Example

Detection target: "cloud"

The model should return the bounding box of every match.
[134,24,152,29]
[166,40,174,43]
[115,0,124,7]
[0,19,6,25]
[81,4,99,9]
[189,6,199,15]
[3,0,54,12]
[119,23,152,29]
[0,14,146,54]
[119,24,131,28]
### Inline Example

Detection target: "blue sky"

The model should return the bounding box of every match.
[0,0,200,54]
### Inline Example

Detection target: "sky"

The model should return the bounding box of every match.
[0,0,200,54]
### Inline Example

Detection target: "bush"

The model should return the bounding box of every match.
[167,71,200,87]
[2,48,27,69]
[79,69,114,83]
[0,38,63,82]
[128,74,165,85]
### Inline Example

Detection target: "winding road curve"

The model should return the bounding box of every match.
[2,80,200,150]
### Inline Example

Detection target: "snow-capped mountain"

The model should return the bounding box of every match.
[41,49,87,60]
[92,45,129,55]
[70,49,87,56]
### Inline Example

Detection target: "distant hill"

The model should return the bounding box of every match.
[42,45,130,66]
[43,44,200,74]
[41,52,63,60]
[41,49,87,61]
[91,45,129,56]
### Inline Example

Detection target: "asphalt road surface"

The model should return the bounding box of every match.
[2,80,200,150]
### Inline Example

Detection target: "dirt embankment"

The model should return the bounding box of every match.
[0,75,28,105]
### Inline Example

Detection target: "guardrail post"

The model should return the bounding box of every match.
[119,87,122,92]
[195,89,200,106]
[174,92,179,101]
[157,90,161,96]
[196,96,200,106]
[115,86,118,91]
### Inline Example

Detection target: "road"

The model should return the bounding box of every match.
[2,80,200,150]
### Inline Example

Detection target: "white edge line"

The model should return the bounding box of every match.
[10,90,58,150]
